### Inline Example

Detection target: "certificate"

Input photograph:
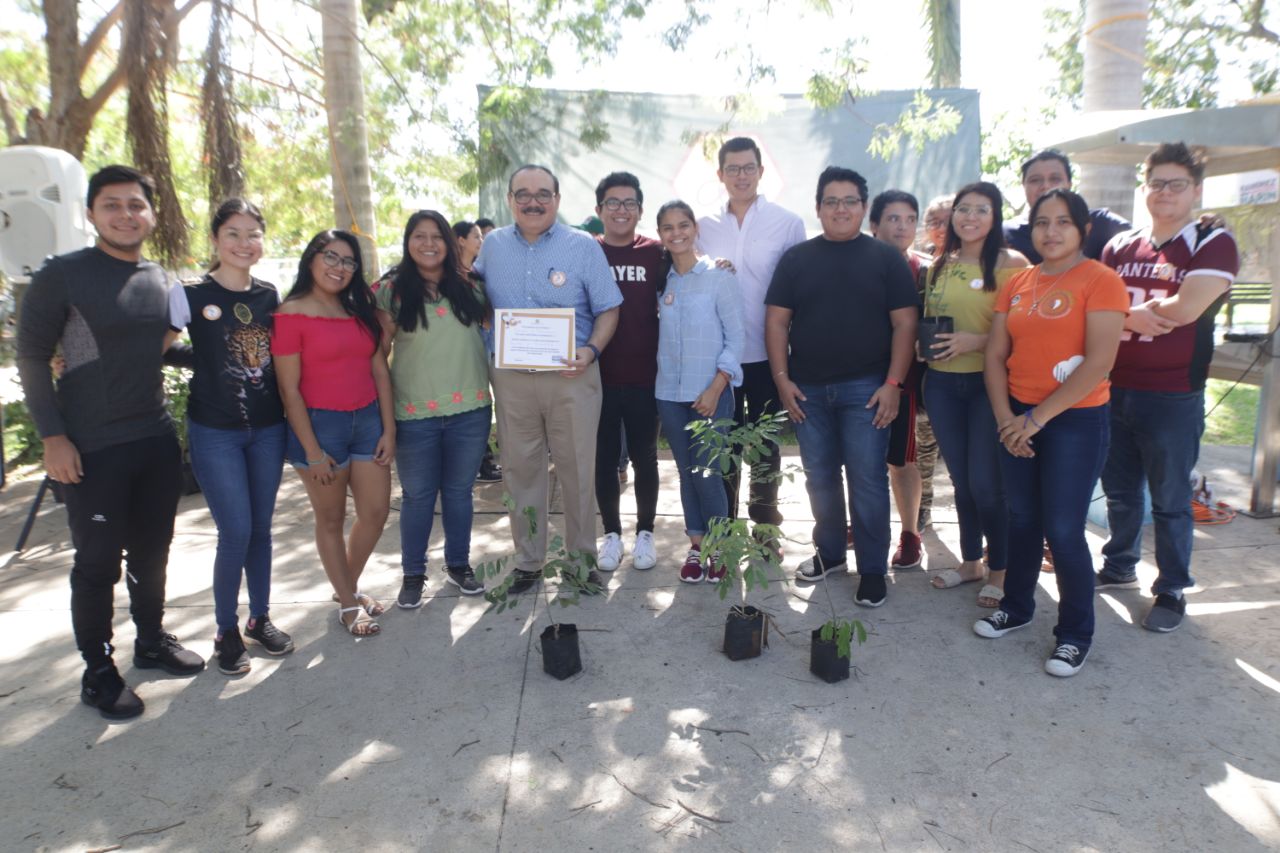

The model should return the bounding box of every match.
[494,308,576,370]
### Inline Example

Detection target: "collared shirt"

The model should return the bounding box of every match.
[697,195,807,363]
[1004,207,1130,263]
[656,257,744,403]
[475,222,622,349]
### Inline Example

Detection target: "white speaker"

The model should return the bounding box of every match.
[0,146,94,282]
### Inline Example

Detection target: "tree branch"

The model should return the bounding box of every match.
[0,80,23,143]
[227,3,325,77]
[83,64,128,121]
[78,2,124,76]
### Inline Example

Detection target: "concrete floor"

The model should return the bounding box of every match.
[0,445,1277,852]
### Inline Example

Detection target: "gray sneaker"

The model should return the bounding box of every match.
[1095,570,1140,591]
[1142,593,1185,632]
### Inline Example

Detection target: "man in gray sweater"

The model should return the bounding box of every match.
[17,164,204,720]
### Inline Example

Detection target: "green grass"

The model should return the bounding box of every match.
[1204,378,1260,446]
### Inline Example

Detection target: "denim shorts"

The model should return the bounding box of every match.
[286,401,382,469]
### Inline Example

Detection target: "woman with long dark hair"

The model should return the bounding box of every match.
[272,230,394,637]
[923,182,1027,607]
[978,188,1127,676]
[451,220,484,274]
[165,199,293,674]
[375,210,492,609]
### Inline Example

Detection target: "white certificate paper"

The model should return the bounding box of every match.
[494,308,576,370]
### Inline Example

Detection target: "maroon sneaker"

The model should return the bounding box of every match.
[679,548,705,584]
[705,552,727,583]
[891,531,923,569]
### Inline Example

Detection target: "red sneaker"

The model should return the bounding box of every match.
[679,548,705,584]
[705,552,727,582]
[891,531,923,569]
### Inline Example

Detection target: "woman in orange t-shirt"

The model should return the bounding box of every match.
[977,189,1128,678]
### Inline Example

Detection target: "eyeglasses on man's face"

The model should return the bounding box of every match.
[722,163,760,178]
[602,198,640,212]
[512,189,556,205]
[1145,178,1192,194]
[820,196,864,210]
[321,250,358,272]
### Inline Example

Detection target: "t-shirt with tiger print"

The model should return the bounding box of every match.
[169,275,286,429]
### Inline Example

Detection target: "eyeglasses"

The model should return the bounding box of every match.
[954,204,993,217]
[321,250,358,272]
[1145,178,1192,194]
[602,198,640,212]
[722,163,760,178]
[512,190,556,205]
[820,196,863,210]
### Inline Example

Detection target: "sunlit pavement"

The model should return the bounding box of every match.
[1,445,1277,852]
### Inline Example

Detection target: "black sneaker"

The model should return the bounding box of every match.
[476,458,503,483]
[974,610,1032,639]
[244,616,295,655]
[796,555,848,583]
[133,633,205,676]
[398,574,426,609]
[214,628,251,676]
[854,574,887,607]
[1095,570,1140,591]
[1142,593,1186,633]
[507,569,541,595]
[1045,643,1090,677]
[81,661,144,720]
[446,565,485,596]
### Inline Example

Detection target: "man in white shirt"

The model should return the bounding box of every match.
[697,137,807,539]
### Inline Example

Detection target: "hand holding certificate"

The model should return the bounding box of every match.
[494,308,577,370]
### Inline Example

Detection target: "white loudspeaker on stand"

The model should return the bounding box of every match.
[0,146,95,283]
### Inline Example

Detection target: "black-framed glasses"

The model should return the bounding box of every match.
[602,198,640,212]
[722,163,760,178]
[1145,178,1192,194]
[512,190,556,205]
[321,250,358,272]
[820,196,863,210]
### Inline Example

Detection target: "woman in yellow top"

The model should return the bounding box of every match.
[923,182,1028,606]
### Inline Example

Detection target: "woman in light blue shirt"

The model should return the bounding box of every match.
[654,200,744,584]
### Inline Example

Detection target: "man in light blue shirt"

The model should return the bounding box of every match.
[476,164,622,593]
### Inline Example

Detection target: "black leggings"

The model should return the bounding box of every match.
[595,385,659,535]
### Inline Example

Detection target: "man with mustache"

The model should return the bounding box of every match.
[476,164,623,594]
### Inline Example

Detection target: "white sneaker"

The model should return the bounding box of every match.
[598,532,624,572]
[632,531,657,570]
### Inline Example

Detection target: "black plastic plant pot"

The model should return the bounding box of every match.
[541,623,582,680]
[724,606,765,661]
[917,315,954,362]
[809,628,850,683]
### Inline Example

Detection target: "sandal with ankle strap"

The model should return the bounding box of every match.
[330,591,386,617]
[338,605,380,637]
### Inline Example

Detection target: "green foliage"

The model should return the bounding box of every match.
[2,400,43,467]
[867,90,963,162]
[818,617,867,660]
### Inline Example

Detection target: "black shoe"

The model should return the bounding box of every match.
[476,459,503,483]
[1045,643,1090,677]
[81,661,144,720]
[974,610,1032,638]
[582,569,605,595]
[214,628,251,676]
[397,574,426,609]
[854,574,887,608]
[446,565,485,596]
[244,616,294,655]
[1095,570,1141,591]
[133,633,205,676]
[1142,593,1186,632]
[507,569,541,595]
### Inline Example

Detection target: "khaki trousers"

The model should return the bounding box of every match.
[489,362,602,571]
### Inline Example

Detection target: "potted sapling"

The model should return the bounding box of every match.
[809,566,867,683]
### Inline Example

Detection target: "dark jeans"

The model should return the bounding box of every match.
[595,385,659,535]
[999,401,1109,648]
[724,360,783,525]
[657,391,733,536]
[923,369,1007,569]
[187,420,286,631]
[1101,388,1203,595]
[64,431,182,665]
[396,407,492,574]
[794,376,891,575]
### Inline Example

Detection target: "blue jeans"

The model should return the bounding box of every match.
[998,401,1109,648]
[923,369,1007,569]
[794,376,890,575]
[1101,388,1203,595]
[187,420,286,631]
[395,407,492,574]
[657,391,733,537]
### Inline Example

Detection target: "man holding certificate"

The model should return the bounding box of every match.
[476,164,623,593]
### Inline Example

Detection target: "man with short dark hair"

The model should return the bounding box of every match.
[698,136,807,541]
[766,167,918,607]
[17,164,205,721]
[1004,149,1131,263]
[1097,142,1239,633]
[476,217,496,236]
[476,164,622,593]
[590,171,661,573]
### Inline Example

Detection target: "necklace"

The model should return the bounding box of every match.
[1029,256,1084,313]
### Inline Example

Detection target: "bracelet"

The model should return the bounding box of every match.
[1023,410,1044,430]
[584,342,601,362]
[307,453,328,465]
[774,370,788,378]
[885,377,904,389]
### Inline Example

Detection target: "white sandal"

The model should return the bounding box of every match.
[330,591,385,617]
[337,605,380,637]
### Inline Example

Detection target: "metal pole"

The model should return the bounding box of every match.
[1244,220,1280,517]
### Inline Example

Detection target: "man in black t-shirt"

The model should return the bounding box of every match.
[765,167,918,607]
[17,165,205,721]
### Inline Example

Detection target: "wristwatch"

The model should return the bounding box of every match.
[584,342,601,362]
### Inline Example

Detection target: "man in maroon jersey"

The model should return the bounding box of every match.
[591,172,662,574]
[1097,142,1239,633]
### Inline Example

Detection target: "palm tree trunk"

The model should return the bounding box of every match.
[1079,0,1148,221]
[320,0,379,277]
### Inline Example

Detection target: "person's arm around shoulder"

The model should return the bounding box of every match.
[1147,229,1237,326]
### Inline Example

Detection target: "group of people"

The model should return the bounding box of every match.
[15,136,1237,720]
